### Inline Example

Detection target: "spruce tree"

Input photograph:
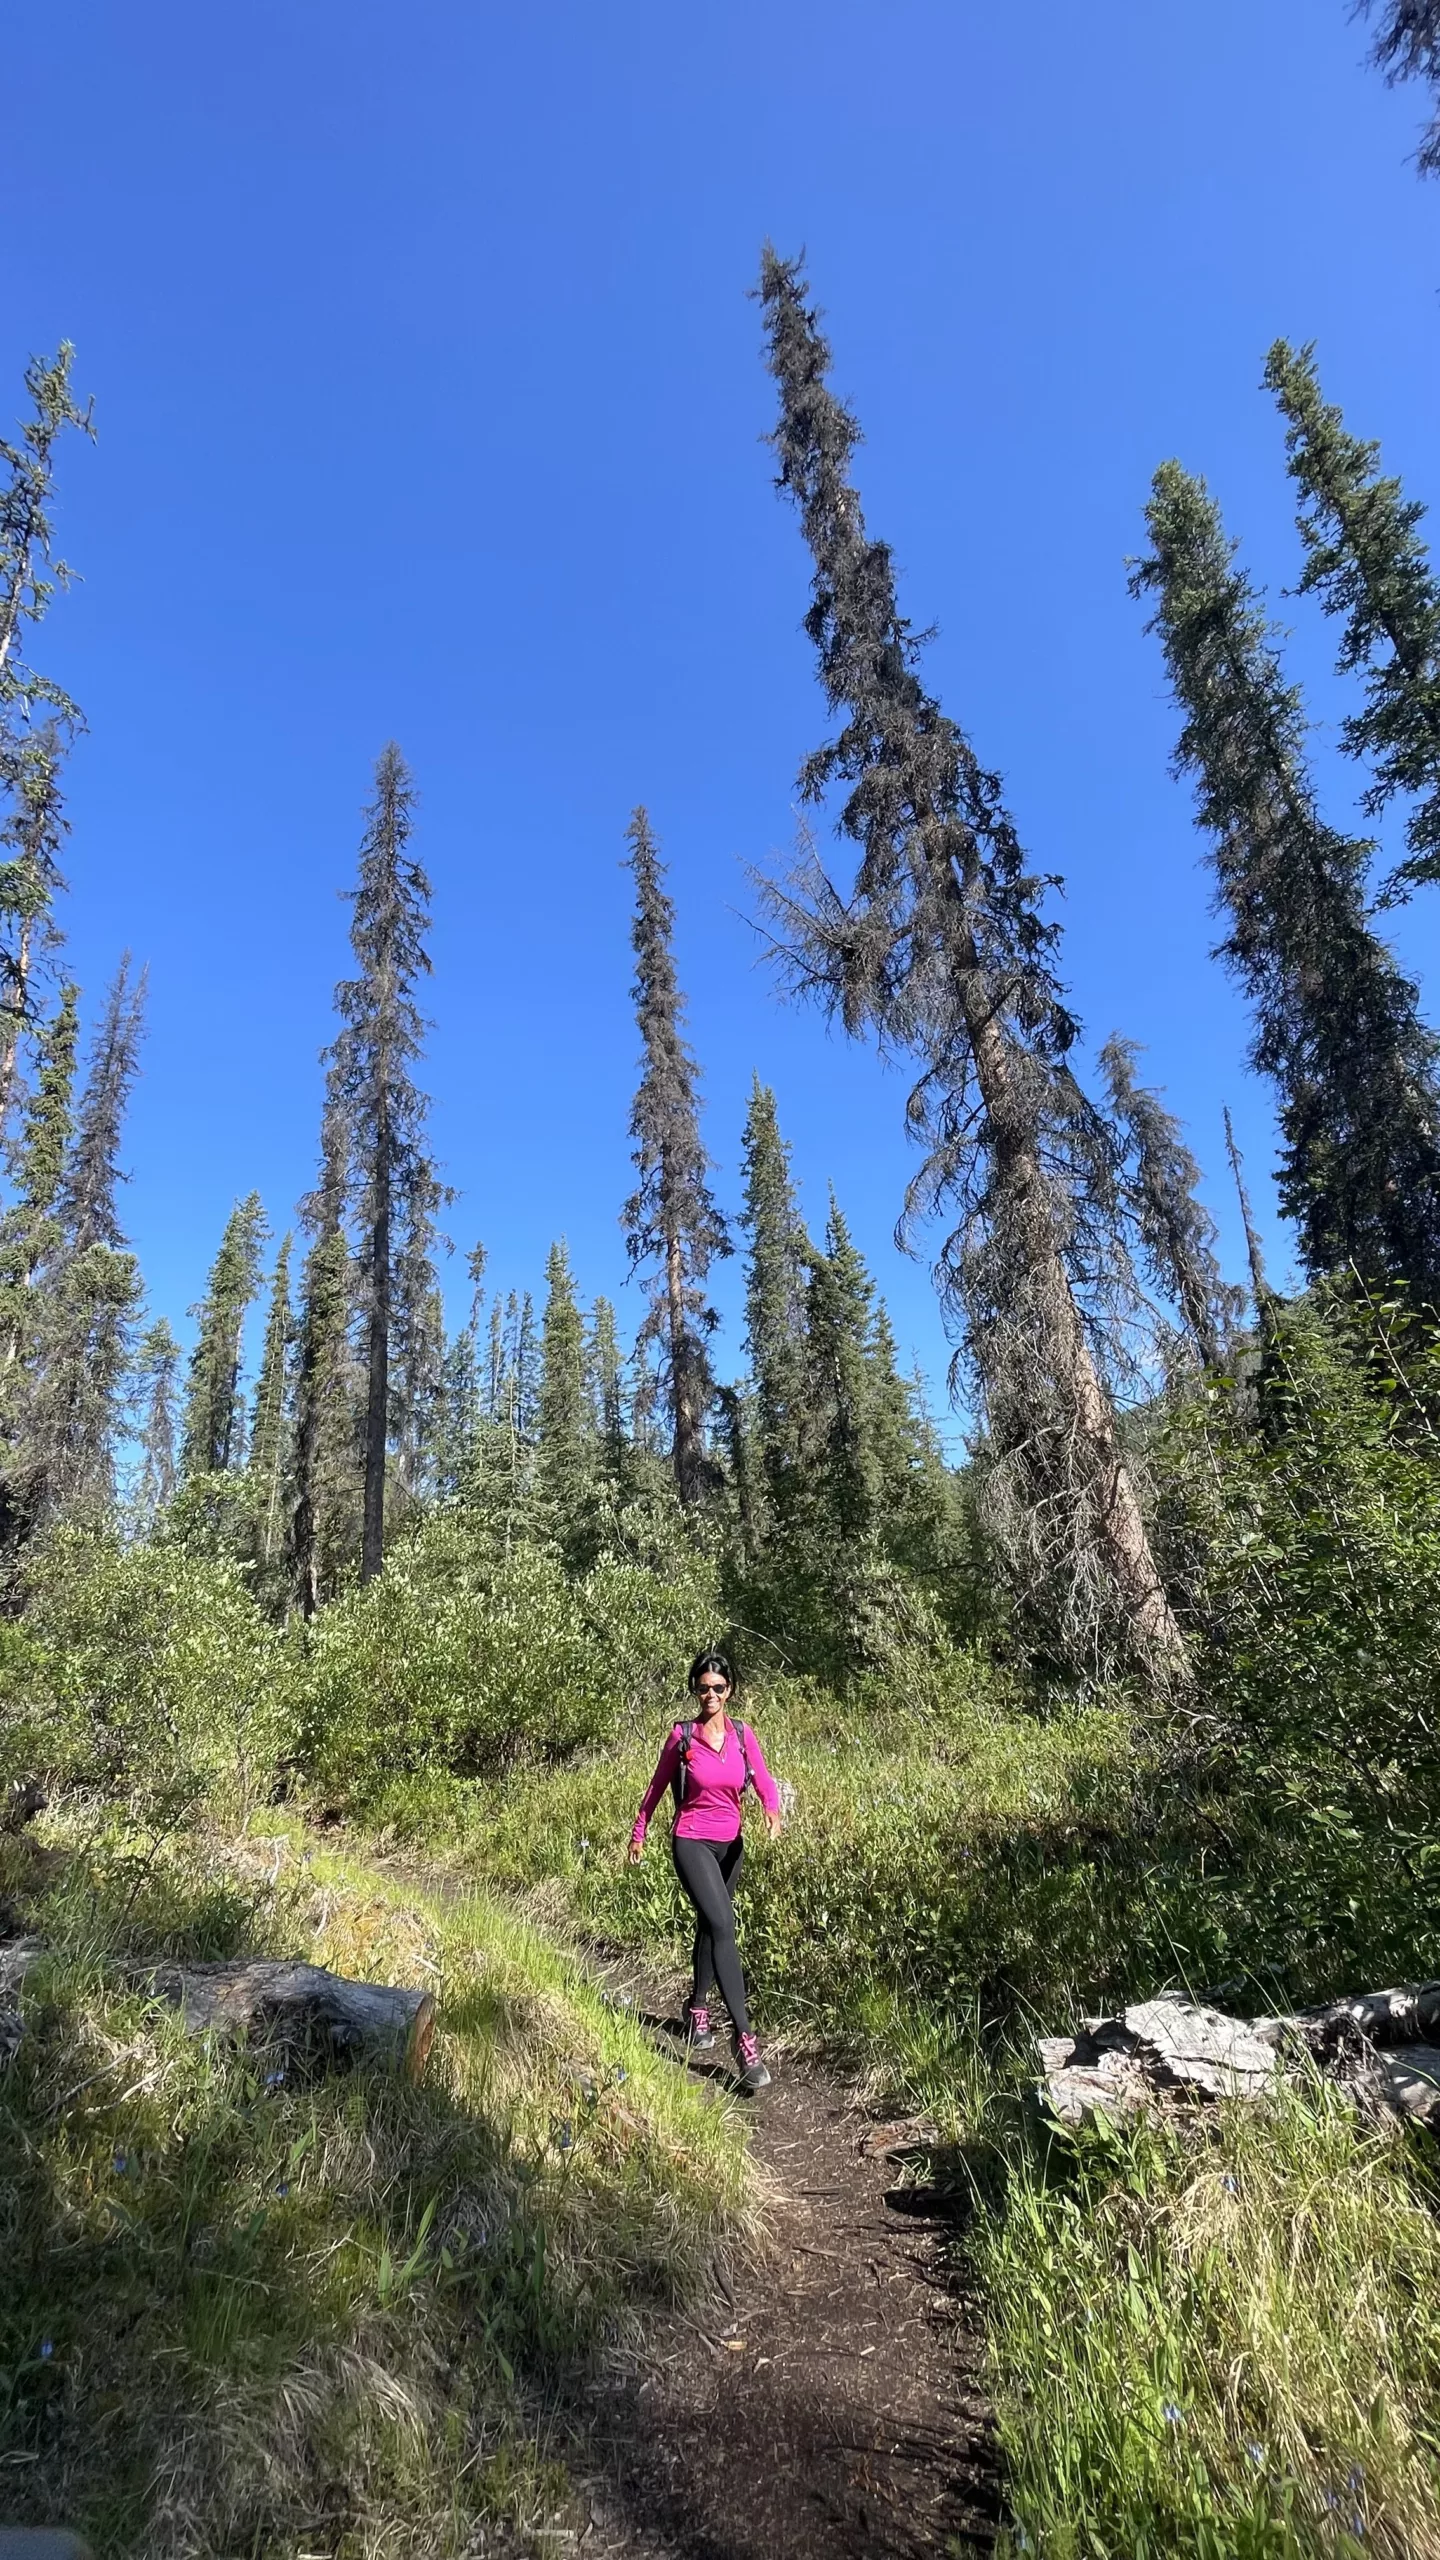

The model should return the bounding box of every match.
[180,1192,269,1479]
[0,981,78,1379]
[804,1197,880,1547]
[326,744,438,1582]
[19,961,145,1526]
[391,1161,448,1505]
[0,347,91,1100]
[758,251,1184,1678]
[135,1317,181,1520]
[436,1243,487,1504]
[0,733,68,1126]
[1360,0,1440,172]
[1135,461,1440,1306]
[622,809,730,1508]
[739,1078,812,1528]
[1264,341,1440,903]
[290,1109,357,1616]
[587,1295,627,1478]
[535,1238,591,1559]
[248,1236,293,1567]
[1098,1036,1242,1368]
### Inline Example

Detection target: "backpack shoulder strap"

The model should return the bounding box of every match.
[735,1720,757,1792]
[671,1719,695,1808]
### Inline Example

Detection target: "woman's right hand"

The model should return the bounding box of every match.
[626,1837,645,1867]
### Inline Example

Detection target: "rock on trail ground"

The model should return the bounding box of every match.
[572,1965,1001,2560]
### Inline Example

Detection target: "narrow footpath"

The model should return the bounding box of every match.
[570,1966,1001,2560]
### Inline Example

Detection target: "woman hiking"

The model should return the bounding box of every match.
[627,1649,782,2091]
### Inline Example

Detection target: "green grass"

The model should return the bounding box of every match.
[0,1819,756,2559]
[981,2092,1440,2560]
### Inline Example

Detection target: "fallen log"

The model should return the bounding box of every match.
[1037,1991,1440,2135]
[0,1941,434,2083]
[145,1959,436,2082]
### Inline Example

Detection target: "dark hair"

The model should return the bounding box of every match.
[687,1648,736,1695]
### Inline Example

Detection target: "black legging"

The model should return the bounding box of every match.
[672,1834,748,2033]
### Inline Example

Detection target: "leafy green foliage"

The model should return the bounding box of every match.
[0,1529,295,1830]
[1154,1284,1440,1919]
[301,1512,721,1807]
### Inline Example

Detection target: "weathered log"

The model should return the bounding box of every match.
[145,1958,436,2081]
[1377,2046,1440,2129]
[1038,1999,1280,2130]
[1038,1989,1440,2135]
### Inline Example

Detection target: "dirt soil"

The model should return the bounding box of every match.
[571,1963,1001,2560]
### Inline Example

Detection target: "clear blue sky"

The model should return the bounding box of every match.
[11,0,1440,1434]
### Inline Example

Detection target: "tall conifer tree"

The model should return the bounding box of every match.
[758,252,1184,1678]
[290,1110,356,1617]
[1098,1036,1242,1369]
[535,1238,591,1558]
[135,1318,181,1520]
[20,961,145,1526]
[0,346,91,1115]
[327,744,438,1581]
[622,809,730,1508]
[1264,341,1440,904]
[180,1192,268,1479]
[739,1078,812,1528]
[1135,461,1440,1306]
[248,1236,293,1566]
[0,981,77,1383]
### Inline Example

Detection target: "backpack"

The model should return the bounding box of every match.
[671,1716,757,1812]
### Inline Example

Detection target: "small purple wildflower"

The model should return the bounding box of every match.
[1351,2518,1366,2541]
[264,2067,286,2089]
[1348,2468,1366,2497]
[275,2181,290,2199]
[1223,2175,1238,2194]
[1161,2402,1184,2427]
[112,2151,128,2175]
[38,2338,53,2361]
[557,2123,573,2152]
[1246,2443,1264,2468]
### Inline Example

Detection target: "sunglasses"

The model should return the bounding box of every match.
[696,1680,728,1695]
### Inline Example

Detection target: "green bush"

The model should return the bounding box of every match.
[0,1529,295,1831]
[1154,1286,1440,1917]
[301,1516,722,1810]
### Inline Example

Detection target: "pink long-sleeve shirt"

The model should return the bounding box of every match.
[631,1716,781,1845]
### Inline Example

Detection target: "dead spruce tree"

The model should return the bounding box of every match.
[758,250,1186,1681]
[622,809,730,1509]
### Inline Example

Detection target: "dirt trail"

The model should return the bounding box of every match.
[570,1963,1001,2559]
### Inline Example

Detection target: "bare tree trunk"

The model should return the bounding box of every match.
[937,855,1188,1683]
[361,1097,390,1584]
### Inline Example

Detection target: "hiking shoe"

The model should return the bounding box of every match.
[733,2030,771,2091]
[683,2003,717,2053]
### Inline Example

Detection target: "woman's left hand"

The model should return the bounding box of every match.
[765,1810,784,1843]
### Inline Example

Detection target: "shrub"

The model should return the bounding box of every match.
[301,1516,721,1811]
[1154,1286,1440,1911]
[1,1529,295,1831]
